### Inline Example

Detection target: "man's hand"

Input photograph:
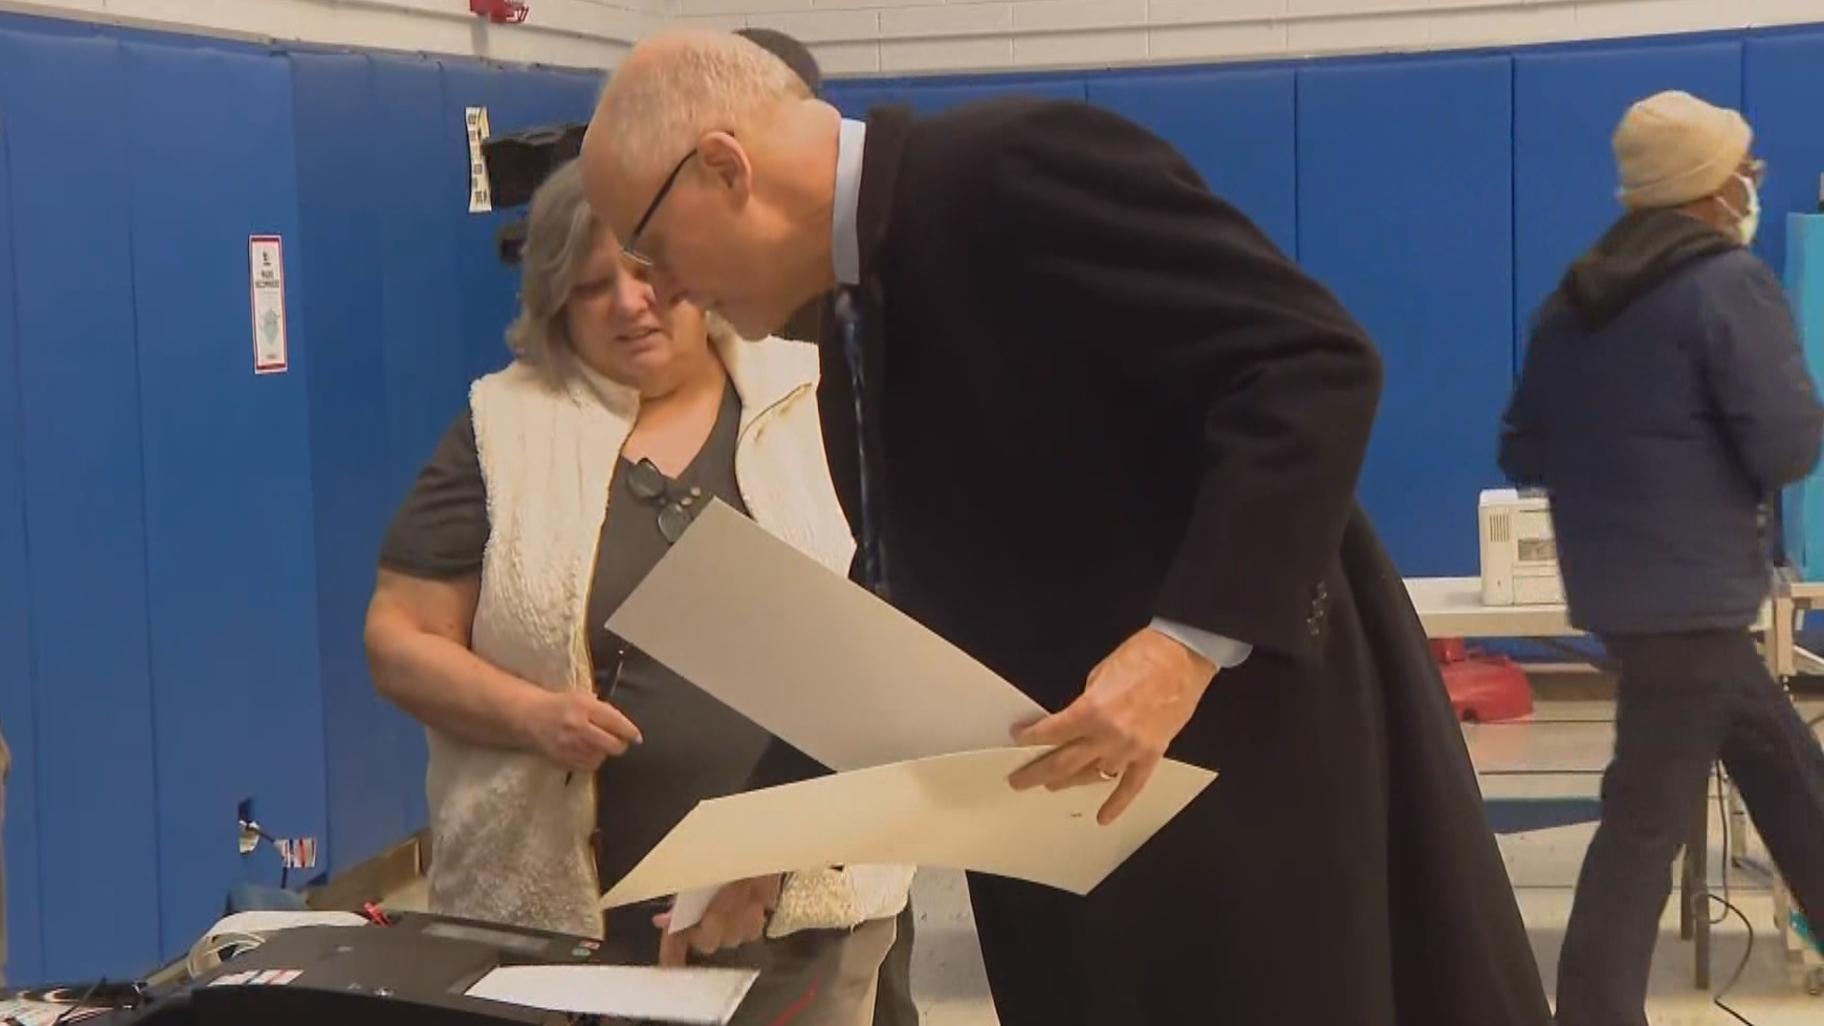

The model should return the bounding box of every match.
[516,688,642,774]
[1009,627,1216,825]
[656,876,783,967]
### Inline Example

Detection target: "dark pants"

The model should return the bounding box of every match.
[1557,630,1824,1026]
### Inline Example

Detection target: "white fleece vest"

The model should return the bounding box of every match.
[425,335,906,938]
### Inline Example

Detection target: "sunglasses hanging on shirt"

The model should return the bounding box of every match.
[625,457,705,544]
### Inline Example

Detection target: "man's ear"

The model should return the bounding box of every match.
[698,132,753,205]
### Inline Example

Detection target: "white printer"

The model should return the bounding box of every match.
[1478,489,1565,606]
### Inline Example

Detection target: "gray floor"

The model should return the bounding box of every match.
[390,688,1824,1024]
[902,691,1824,1025]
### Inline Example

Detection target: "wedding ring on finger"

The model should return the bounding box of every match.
[1096,766,1121,782]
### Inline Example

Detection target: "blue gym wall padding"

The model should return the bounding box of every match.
[1784,215,1824,581]
[1745,32,1824,278]
[828,74,1086,119]
[371,54,480,836]
[1088,67,1299,259]
[287,51,423,880]
[0,30,163,979]
[1296,55,1516,577]
[121,41,329,959]
[0,35,44,986]
[1513,41,1744,371]
[373,55,475,512]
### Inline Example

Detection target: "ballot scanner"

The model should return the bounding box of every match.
[106,911,751,1026]
[1478,488,1564,606]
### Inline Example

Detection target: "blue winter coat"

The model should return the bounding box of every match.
[1500,210,1824,635]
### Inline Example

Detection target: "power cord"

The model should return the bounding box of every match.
[1708,763,1759,1026]
[1708,893,1759,1026]
[47,978,105,1026]
[1712,766,1733,925]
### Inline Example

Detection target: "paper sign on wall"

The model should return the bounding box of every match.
[467,106,494,213]
[248,235,288,375]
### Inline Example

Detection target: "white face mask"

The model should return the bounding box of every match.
[1719,173,1761,246]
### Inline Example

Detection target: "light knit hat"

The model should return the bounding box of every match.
[1613,90,1752,209]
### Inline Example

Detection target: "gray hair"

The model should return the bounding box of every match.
[505,157,741,374]
[505,159,597,374]
[591,29,811,185]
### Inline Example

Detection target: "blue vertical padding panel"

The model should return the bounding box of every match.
[442,62,527,393]
[0,11,91,37]
[546,69,603,121]
[894,77,1086,116]
[1514,41,1743,369]
[0,39,43,986]
[368,53,475,834]
[1745,32,1824,278]
[121,42,327,957]
[536,68,601,120]
[1783,215,1824,581]
[825,83,910,120]
[1298,56,1514,576]
[496,63,594,133]
[1088,68,1298,257]
[290,52,417,872]
[0,30,162,979]
[372,55,472,515]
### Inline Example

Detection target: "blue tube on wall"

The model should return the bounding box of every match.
[1783,214,1824,580]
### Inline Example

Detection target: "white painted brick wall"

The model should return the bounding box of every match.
[0,0,1819,75]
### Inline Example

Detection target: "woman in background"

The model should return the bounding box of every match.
[363,160,911,1026]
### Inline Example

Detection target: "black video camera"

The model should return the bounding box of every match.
[481,27,822,266]
[481,122,586,265]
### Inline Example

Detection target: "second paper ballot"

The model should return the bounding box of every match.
[601,501,1217,906]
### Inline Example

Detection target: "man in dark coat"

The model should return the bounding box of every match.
[730,29,919,1026]
[1501,90,1824,1026]
[582,29,1549,1025]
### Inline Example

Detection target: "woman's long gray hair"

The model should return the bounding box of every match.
[505,159,598,375]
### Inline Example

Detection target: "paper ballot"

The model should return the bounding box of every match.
[467,964,757,1025]
[608,501,1049,771]
[607,499,1216,919]
[603,747,1215,910]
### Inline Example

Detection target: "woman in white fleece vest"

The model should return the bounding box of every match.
[363,160,911,1026]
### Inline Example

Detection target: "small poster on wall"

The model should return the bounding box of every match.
[467,106,494,213]
[249,235,289,375]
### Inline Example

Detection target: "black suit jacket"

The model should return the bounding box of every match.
[815,100,1549,1026]
[828,99,1380,702]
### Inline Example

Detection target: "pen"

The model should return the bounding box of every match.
[565,642,629,786]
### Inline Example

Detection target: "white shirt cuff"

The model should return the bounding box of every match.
[1149,618,1253,669]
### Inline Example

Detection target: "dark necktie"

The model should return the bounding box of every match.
[835,288,889,595]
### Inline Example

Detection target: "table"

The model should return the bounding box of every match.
[1774,571,1824,678]
[1769,571,1824,985]
[1404,576,1723,989]
[1406,577,1776,668]
[1405,577,1577,640]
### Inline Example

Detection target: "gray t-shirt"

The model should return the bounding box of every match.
[379,383,771,890]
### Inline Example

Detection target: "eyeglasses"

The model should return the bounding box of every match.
[622,148,698,273]
[626,457,704,544]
